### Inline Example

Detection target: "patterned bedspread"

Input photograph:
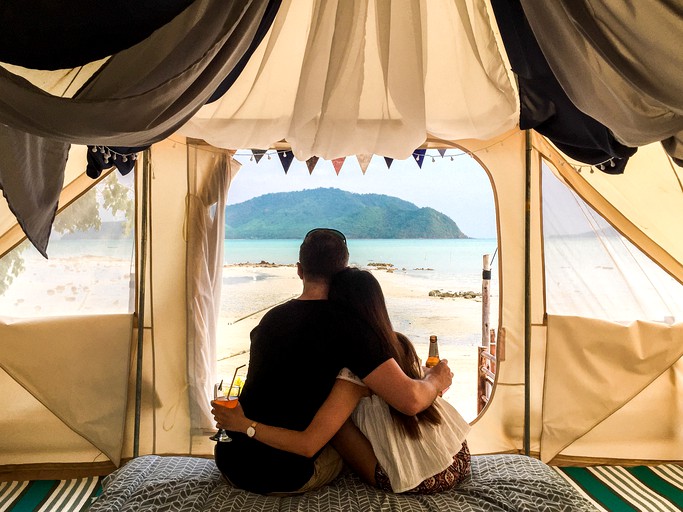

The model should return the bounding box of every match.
[89,454,596,511]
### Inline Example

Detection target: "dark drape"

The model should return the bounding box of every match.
[85,0,282,180]
[519,0,683,165]
[0,0,280,256]
[0,1,195,70]
[490,0,636,174]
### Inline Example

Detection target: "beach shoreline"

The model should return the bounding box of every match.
[217,262,489,421]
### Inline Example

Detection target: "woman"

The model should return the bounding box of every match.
[213,268,471,494]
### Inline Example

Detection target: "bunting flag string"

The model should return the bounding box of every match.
[244,147,480,174]
[305,156,318,175]
[573,156,622,174]
[412,148,427,168]
[250,149,267,163]
[331,157,346,175]
[277,150,295,173]
[238,132,612,175]
[356,154,373,174]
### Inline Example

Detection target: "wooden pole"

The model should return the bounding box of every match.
[133,149,150,458]
[524,130,532,456]
[489,329,496,374]
[482,254,491,348]
[477,346,486,413]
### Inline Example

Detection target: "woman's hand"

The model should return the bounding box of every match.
[211,399,250,433]
[424,359,453,396]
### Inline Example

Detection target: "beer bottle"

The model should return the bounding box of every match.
[425,335,440,368]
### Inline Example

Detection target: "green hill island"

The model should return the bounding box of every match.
[226,188,468,239]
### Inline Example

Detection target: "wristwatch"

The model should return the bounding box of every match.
[246,421,258,438]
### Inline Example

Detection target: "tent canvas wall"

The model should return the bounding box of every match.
[2,132,680,478]
[1,0,682,478]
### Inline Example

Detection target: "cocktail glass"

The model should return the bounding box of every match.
[209,396,240,442]
[209,364,246,443]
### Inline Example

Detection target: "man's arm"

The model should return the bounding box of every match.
[362,358,452,416]
[212,379,368,458]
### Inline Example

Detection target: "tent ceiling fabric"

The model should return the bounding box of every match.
[180,0,519,160]
[0,60,109,99]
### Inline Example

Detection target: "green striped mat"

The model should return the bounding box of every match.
[0,477,101,512]
[554,464,683,512]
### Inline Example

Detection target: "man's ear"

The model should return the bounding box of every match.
[296,262,303,280]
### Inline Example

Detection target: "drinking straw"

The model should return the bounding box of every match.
[227,364,246,397]
[214,379,224,399]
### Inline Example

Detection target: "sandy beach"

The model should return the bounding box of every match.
[217,264,489,422]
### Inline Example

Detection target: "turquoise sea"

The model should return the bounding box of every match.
[27,237,498,290]
[3,237,498,338]
[12,237,498,294]
[224,238,499,290]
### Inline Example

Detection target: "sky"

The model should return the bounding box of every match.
[229,149,497,239]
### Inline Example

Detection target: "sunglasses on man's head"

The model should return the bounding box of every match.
[304,228,347,244]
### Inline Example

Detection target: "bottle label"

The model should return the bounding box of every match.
[426,336,439,367]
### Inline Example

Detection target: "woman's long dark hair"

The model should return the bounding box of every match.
[329,267,441,439]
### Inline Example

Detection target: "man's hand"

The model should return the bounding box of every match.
[211,400,250,432]
[424,359,453,396]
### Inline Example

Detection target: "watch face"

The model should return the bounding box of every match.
[247,426,256,438]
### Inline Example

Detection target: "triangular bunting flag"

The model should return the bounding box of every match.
[332,157,346,175]
[384,157,394,169]
[437,149,447,157]
[413,148,427,168]
[278,151,296,174]
[251,149,267,163]
[306,156,319,175]
[356,154,373,174]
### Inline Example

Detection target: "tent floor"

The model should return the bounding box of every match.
[2,461,681,511]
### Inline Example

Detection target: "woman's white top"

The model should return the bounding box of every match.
[337,368,470,493]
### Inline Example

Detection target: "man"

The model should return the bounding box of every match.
[214,228,452,494]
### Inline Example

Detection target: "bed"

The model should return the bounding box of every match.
[88,454,597,511]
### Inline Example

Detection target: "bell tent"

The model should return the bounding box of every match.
[0,0,681,484]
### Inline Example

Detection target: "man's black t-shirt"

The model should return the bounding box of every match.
[215,299,389,494]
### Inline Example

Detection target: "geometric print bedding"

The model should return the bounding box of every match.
[86,454,597,512]
[554,464,683,512]
[6,457,680,511]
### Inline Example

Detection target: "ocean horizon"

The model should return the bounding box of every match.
[33,237,498,287]
[225,238,499,291]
